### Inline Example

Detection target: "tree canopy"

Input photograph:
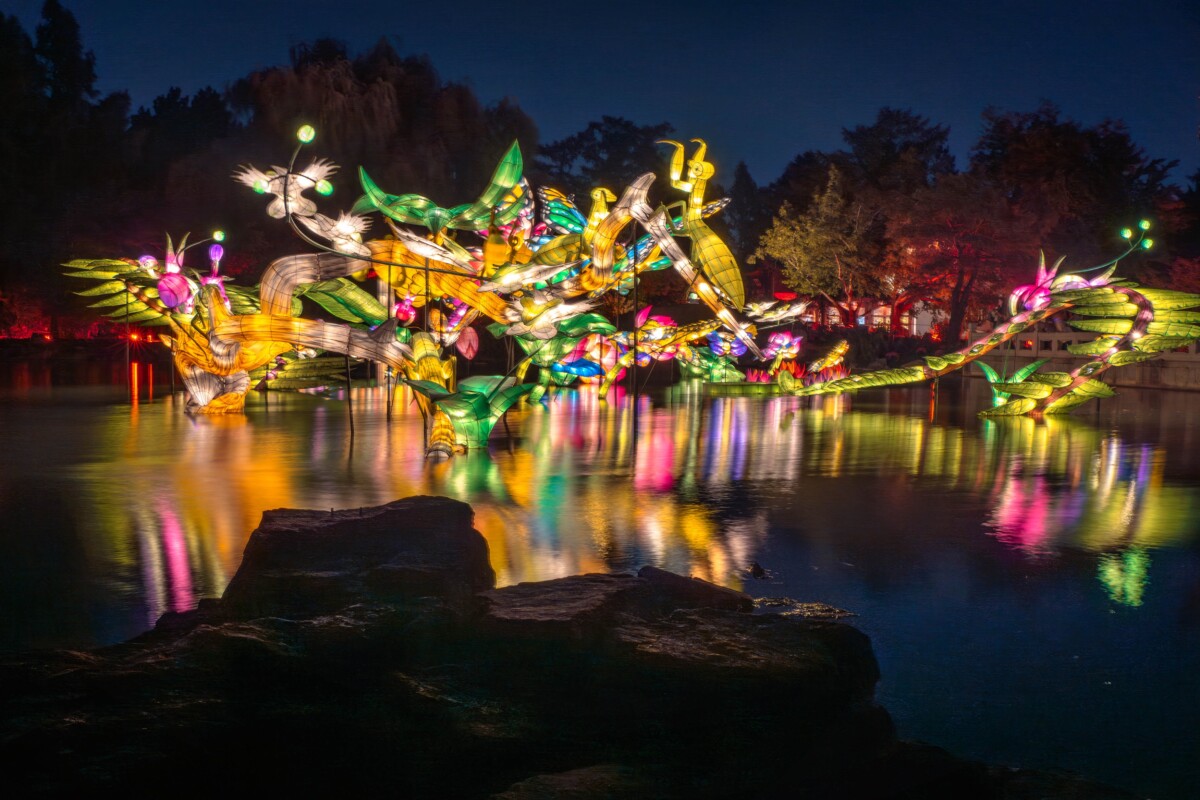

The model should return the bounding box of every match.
[0,4,1194,341]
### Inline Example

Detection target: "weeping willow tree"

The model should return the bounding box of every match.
[227,38,539,206]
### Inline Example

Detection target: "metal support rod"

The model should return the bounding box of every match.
[125,290,131,402]
[386,263,394,420]
[345,353,355,441]
[629,225,640,472]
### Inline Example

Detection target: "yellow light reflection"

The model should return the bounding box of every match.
[66,384,1200,621]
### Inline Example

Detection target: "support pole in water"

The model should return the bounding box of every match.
[629,224,640,472]
[345,353,355,441]
[125,291,131,403]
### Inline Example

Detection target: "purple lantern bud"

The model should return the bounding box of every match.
[208,244,224,264]
[157,273,191,310]
[139,255,158,269]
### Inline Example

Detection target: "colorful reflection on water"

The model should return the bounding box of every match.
[2,368,1200,796]
[3,374,1197,645]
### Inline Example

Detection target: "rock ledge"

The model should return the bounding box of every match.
[0,497,1135,798]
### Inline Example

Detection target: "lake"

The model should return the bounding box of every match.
[2,358,1198,797]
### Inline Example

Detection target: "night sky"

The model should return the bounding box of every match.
[10,0,1200,183]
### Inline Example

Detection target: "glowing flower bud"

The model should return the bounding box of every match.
[1141,238,1153,249]
[253,180,267,194]
[315,179,333,196]
[1138,219,1151,230]
[213,230,226,242]
[158,273,191,309]
[208,244,224,263]
[138,255,158,269]
[297,125,316,144]
[1120,228,1133,240]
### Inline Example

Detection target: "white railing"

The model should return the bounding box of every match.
[966,327,1200,390]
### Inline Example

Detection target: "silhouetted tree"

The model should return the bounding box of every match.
[722,162,772,260]
[766,150,832,215]
[535,116,673,199]
[0,13,46,293]
[971,102,1178,261]
[842,107,954,195]
[34,0,95,110]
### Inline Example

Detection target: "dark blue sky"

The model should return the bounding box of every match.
[12,0,1200,184]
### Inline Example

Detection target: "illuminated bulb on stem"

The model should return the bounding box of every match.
[208,244,224,270]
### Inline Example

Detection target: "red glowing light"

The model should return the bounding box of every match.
[130,332,140,341]
[773,291,798,302]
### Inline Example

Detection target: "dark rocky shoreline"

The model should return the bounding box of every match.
[1,496,1135,798]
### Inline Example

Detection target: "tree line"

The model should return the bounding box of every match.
[0,1,1196,341]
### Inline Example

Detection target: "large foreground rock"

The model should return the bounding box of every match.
[221,495,495,616]
[0,497,1136,798]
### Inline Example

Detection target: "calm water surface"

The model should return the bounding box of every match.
[2,360,1199,797]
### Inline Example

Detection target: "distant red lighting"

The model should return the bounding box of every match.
[42,334,52,341]
[774,291,797,302]
[130,332,140,341]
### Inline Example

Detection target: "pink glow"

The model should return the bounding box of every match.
[156,499,195,611]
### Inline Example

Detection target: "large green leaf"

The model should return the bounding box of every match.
[75,280,129,297]
[90,294,142,309]
[980,397,1037,416]
[1070,303,1139,317]
[923,355,948,370]
[795,365,926,395]
[448,141,524,230]
[975,362,999,383]
[356,169,438,225]
[1146,321,1200,339]
[1152,310,1200,323]
[557,313,616,337]
[1067,338,1120,355]
[1134,288,1200,311]
[993,381,1052,399]
[1069,318,1133,335]
[1132,335,1193,353]
[107,308,161,324]
[1109,351,1159,366]
[1011,359,1049,383]
[1049,287,1120,303]
[303,278,387,326]
[65,268,137,280]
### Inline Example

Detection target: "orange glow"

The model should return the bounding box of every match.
[58,384,1197,627]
